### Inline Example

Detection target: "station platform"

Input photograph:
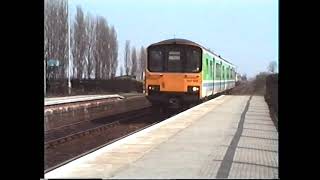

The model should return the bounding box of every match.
[45,94,125,106]
[44,93,151,131]
[44,95,278,179]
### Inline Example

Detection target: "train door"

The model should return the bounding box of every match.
[226,66,229,89]
[220,62,223,92]
[224,65,226,91]
[215,62,218,93]
[205,58,209,97]
[223,65,226,91]
[211,58,215,95]
[217,62,221,92]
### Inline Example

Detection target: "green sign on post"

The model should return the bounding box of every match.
[47,59,60,67]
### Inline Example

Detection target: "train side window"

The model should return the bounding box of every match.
[221,66,223,79]
[208,60,211,77]
[206,58,208,69]
[231,69,234,79]
[205,58,208,77]
[219,64,221,78]
[223,67,228,80]
[226,67,228,79]
[232,69,234,79]
[222,66,224,79]
[233,69,234,79]
[209,61,213,78]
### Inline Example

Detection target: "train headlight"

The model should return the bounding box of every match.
[188,86,200,93]
[148,85,160,91]
[192,87,199,91]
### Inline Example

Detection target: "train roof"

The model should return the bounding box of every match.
[148,38,235,66]
[149,38,202,47]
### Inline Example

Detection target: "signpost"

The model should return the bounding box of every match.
[47,59,60,67]
[47,59,60,79]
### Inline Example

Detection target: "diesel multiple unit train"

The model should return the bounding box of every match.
[145,38,236,107]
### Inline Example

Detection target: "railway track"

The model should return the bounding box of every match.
[44,106,182,172]
[44,107,152,145]
[44,118,164,174]
[45,121,119,150]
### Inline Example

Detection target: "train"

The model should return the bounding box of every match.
[145,38,236,108]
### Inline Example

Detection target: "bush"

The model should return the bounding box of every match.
[265,74,278,116]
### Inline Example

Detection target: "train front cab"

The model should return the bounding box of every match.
[145,44,202,107]
[146,71,202,107]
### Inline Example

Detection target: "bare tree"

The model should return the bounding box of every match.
[44,0,54,79]
[131,47,137,78]
[45,1,119,81]
[268,61,277,73]
[85,13,96,79]
[241,73,247,81]
[94,16,110,79]
[109,26,118,78]
[120,66,123,76]
[72,6,87,79]
[57,0,68,79]
[103,24,111,80]
[44,0,68,80]
[93,17,101,79]
[136,50,141,80]
[139,46,147,80]
[100,17,110,79]
[124,40,131,75]
[104,21,111,79]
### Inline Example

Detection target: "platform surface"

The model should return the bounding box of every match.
[45,95,278,179]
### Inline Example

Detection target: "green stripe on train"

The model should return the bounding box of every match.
[201,49,236,82]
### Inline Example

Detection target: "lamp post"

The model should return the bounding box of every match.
[44,59,46,97]
[68,0,71,95]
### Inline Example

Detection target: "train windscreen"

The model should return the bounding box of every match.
[148,45,202,73]
[149,50,164,72]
